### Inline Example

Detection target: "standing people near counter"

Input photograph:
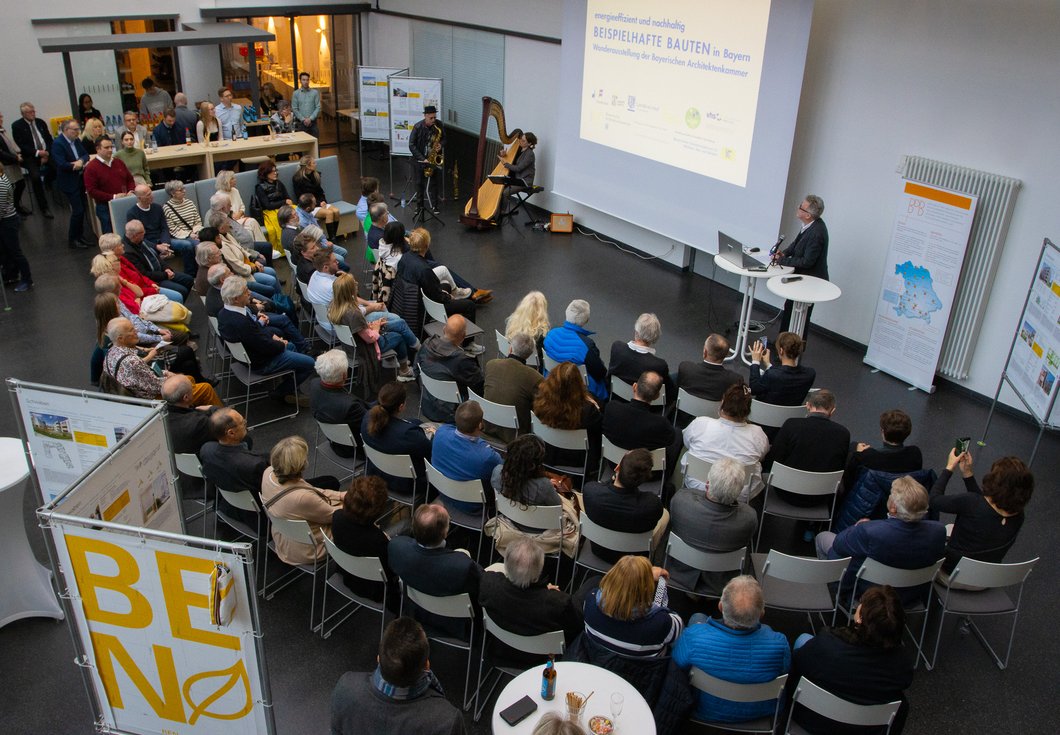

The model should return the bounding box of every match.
[292,72,321,138]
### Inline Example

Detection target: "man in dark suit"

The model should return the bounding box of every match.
[308,349,367,459]
[51,119,92,249]
[122,219,193,301]
[11,103,54,218]
[216,276,315,402]
[479,536,582,667]
[484,332,543,442]
[763,389,849,473]
[607,312,675,402]
[162,375,216,455]
[676,333,744,402]
[200,407,268,529]
[389,504,482,635]
[582,448,667,563]
[602,371,680,479]
[774,194,829,334]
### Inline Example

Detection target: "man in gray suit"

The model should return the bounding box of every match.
[668,457,757,596]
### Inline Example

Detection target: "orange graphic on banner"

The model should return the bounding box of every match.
[903,182,973,210]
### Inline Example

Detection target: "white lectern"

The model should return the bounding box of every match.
[713,255,793,365]
[0,437,64,629]
[766,275,842,338]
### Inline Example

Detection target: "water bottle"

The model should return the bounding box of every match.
[185,128,192,146]
[540,656,556,701]
[241,123,248,141]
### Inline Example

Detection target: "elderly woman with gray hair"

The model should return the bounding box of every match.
[479,536,583,667]
[214,169,267,242]
[607,312,675,402]
[192,241,222,298]
[202,213,279,296]
[543,299,609,401]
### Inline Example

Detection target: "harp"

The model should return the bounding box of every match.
[460,96,522,228]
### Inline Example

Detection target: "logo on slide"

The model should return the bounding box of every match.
[684,107,701,129]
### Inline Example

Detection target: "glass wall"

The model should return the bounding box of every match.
[219,13,361,148]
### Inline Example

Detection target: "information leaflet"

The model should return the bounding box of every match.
[864,181,977,391]
[388,76,442,157]
[357,67,403,141]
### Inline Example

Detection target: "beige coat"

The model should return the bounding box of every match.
[219,232,254,278]
[260,469,344,565]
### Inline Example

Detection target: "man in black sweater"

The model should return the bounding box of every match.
[844,408,923,491]
[581,448,668,563]
[602,371,681,480]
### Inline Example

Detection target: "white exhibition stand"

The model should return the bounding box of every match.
[491,661,655,734]
[766,275,842,338]
[0,437,64,629]
[713,255,793,365]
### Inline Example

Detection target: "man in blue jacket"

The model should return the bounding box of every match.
[673,575,790,723]
[51,119,92,249]
[543,299,608,401]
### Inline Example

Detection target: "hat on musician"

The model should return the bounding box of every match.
[423,105,437,114]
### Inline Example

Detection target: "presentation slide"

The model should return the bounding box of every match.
[581,0,770,187]
[553,0,814,253]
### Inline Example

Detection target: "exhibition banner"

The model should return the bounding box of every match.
[46,522,270,735]
[998,239,1060,425]
[9,381,158,503]
[357,66,403,141]
[864,181,977,392]
[388,75,443,157]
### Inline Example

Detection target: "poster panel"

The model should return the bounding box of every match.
[357,66,403,141]
[863,180,978,391]
[11,382,158,502]
[1000,239,1060,424]
[388,75,442,157]
[47,522,270,735]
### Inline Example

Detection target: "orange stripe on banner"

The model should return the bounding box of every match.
[904,182,973,210]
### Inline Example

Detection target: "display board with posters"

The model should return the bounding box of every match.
[863,180,977,392]
[8,380,160,503]
[357,66,404,141]
[388,75,442,157]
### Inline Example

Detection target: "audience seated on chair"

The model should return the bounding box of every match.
[489,435,573,545]
[260,436,343,565]
[504,290,550,365]
[360,382,433,496]
[784,585,914,735]
[581,555,683,659]
[669,458,758,597]
[416,315,485,423]
[431,400,501,513]
[193,242,221,298]
[329,272,418,384]
[208,189,273,268]
[479,536,583,667]
[673,575,790,724]
[484,332,544,442]
[602,370,680,477]
[929,450,1034,584]
[122,219,194,303]
[748,332,815,406]
[200,407,267,528]
[543,299,608,402]
[676,333,743,401]
[582,448,668,563]
[330,617,468,735]
[365,202,388,252]
[607,312,675,401]
[844,409,923,491]
[397,230,479,323]
[162,374,217,455]
[103,318,220,406]
[330,476,400,611]
[389,504,483,636]
[308,349,367,459]
[816,476,946,606]
[532,362,602,477]
[680,383,767,500]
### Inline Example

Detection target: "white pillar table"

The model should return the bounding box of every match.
[712,255,793,366]
[765,275,842,338]
[0,437,64,629]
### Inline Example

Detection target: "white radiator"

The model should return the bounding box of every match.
[899,155,1022,380]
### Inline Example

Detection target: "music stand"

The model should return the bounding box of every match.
[413,161,445,226]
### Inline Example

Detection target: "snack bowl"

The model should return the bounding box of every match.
[588,715,614,734]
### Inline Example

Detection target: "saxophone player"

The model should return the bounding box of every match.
[409,105,444,214]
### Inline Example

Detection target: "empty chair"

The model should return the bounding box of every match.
[174,451,211,536]
[689,669,788,734]
[261,510,324,632]
[313,420,364,481]
[472,611,565,721]
[923,556,1038,670]
[756,463,843,551]
[213,486,266,590]
[783,678,901,735]
[752,550,851,631]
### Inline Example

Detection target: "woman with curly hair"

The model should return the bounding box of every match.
[331,475,399,609]
[532,362,602,476]
[504,290,550,363]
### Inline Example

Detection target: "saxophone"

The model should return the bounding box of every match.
[424,124,443,178]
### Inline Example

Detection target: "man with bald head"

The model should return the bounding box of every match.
[83,135,135,234]
[415,314,485,422]
[172,93,199,137]
[162,374,218,455]
[676,333,744,403]
[126,183,197,276]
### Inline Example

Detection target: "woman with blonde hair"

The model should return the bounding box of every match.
[532,362,602,476]
[80,118,105,153]
[214,169,267,242]
[196,101,220,144]
[328,272,418,386]
[292,155,341,239]
[260,436,343,565]
[505,290,550,362]
[582,555,683,658]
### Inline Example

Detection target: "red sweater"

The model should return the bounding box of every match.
[84,157,135,204]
